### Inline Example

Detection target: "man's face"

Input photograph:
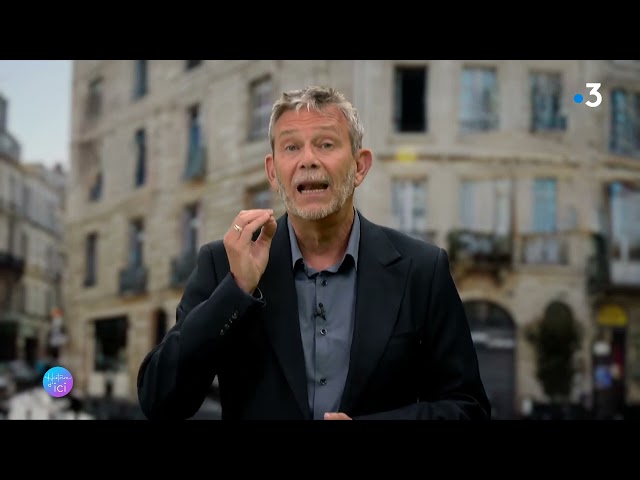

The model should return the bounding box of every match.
[265,106,369,221]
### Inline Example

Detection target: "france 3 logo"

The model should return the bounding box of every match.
[574,83,602,108]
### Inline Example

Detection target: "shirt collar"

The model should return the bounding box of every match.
[288,208,360,272]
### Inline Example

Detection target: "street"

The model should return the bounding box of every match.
[0,388,222,420]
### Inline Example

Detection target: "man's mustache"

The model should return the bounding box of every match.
[292,172,332,188]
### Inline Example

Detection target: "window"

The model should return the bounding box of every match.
[45,244,55,276]
[248,76,272,140]
[46,202,56,231]
[246,183,273,209]
[20,232,28,261]
[128,219,144,268]
[9,175,16,209]
[185,60,202,70]
[532,178,557,233]
[518,179,568,264]
[393,66,427,132]
[391,178,429,240]
[609,181,640,261]
[14,283,25,313]
[608,181,640,284]
[46,288,54,316]
[459,179,512,235]
[86,77,103,117]
[89,171,103,202]
[133,60,148,99]
[610,89,640,156]
[94,317,127,372]
[84,233,97,287]
[134,129,146,187]
[459,67,499,133]
[181,203,200,255]
[22,185,31,220]
[530,72,565,131]
[183,104,206,180]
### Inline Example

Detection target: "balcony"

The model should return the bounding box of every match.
[0,198,20,216]
[1,292,26,322]
[118,265,148,296]
[587,233,640,295]
[448,230,512,264]
[183,145,207,181]
[518,233,569,265]
[0,251,25,277]
[447,230,512,281]
[170,250,197,288]
[514,231,599,280]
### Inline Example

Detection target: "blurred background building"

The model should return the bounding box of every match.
[0,91,67,396]
[60,60,640,420]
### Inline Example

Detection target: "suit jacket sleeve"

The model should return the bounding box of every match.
[136,242,263,420]
[353,248,491,420]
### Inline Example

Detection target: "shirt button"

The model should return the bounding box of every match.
[320,328,327,335]
[320,378,327,386]
[321,279,327,286]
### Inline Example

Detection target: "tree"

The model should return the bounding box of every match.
[525,301,583,403]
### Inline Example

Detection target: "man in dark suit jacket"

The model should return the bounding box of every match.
[137,86,490,420]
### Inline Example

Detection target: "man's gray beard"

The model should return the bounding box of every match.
[276,164,356,220]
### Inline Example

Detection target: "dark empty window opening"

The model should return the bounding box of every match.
[394,66,427,133]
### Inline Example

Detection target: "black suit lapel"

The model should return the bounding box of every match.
[339,215,411,413]
[258,214,311,419]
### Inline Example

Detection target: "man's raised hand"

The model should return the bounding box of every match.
[223,209,277,294]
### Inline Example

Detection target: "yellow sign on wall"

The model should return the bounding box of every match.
[597,304,628,327]
[395,146,418,163]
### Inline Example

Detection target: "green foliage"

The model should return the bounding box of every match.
[525,302,583,402]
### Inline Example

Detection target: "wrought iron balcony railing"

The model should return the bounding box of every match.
[118,264,148,296]
[170,250,197,288]
[0,251,25,277]
[447,230,512,267]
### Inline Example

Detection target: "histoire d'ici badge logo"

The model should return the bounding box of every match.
[43,366,74,398]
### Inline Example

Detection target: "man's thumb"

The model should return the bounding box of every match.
[257,217,277,245]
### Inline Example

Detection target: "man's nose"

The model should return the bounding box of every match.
[299,145,320,169]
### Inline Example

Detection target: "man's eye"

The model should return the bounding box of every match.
[321,143,333,149]
[284,145,298,152]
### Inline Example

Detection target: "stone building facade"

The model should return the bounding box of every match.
[64,60,640,418]
[0,93,66,365]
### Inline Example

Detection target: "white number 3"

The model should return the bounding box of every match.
[585,83,602,108]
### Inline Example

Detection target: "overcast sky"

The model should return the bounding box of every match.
[0,60,72,168]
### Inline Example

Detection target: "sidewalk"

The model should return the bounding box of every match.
[3,387,94,420]
[1,387,221,420]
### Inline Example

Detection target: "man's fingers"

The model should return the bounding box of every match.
[238,212,273,242]
[233,209,273,230]
[256,216,277,245]
[323,412,352,420]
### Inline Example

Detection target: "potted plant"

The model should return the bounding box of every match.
[525,301,583,418]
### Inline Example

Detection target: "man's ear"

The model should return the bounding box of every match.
[265,154,278,190]
[354,149,373,187]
